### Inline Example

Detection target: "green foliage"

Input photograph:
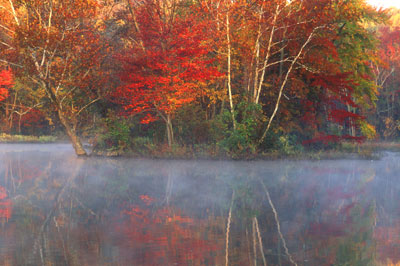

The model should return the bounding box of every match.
[131,137,155,154]
[218,126,257,155]
[276,135,304,155]
[358,120,376,140]
[334,8,383,109]
[94,112,131,152]
[259,128,304,155]
[216,102,265,156]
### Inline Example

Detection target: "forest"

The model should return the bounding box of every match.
[0,0,400,157]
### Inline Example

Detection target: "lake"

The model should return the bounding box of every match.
[0,144,398,265]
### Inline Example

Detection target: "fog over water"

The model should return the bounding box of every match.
[0,144,399,265]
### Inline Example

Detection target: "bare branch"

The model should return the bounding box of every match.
[8,0,20,26]
[76,98,101,116]
[0,59,23,68]
[0,40,14,49]
[0,22,15,33]
[12,101,45,116]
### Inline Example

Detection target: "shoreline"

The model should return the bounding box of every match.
[1,135,398,161]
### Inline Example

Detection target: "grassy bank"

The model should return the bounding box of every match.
[0,133,57,143]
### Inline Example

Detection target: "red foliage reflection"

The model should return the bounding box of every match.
[0,186,12,222]
[113,195,221,265]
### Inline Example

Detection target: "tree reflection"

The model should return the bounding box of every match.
[0,150,400,265]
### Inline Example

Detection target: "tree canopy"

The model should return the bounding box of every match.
[0,0,398,156]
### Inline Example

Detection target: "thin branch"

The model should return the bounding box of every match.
[0,22,15,33]
[257,57,294,73]
[8,0,20,26]
[76,98,101,116]
[0,40,14,49]
[0,59,22,68]
[379,68,394,88]
[153,102,168,122]
[13,101,45,116]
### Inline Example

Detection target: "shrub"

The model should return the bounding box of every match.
[131,137,155,154]
[93,112,131,152]
[216,102,265,156]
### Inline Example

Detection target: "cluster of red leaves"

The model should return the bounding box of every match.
[328,109,364,125]
[378,26,400,70]
[19,109,46,129]
[115,0,222,123]
[302,72,366,144]
[0,69,13,101]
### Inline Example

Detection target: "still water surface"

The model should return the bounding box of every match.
[0,144,399,265]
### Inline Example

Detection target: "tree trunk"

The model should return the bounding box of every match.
[259,26,323,145]
[166,114,174,147]
[226,11,236,130]
[5,101,10,132]
[254,4,279,104]
[42,81,87,156]
[18,115,21,134]
[57,109,87,156]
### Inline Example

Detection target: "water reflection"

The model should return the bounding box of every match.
[0,145,399,265]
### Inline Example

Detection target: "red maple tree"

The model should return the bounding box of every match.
[115,0,221,146]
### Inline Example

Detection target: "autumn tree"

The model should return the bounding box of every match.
[295,1,384,145]
[199,0,378,146]
[115,0,221,147]
[370,24,400,139]
[0,0,108,155]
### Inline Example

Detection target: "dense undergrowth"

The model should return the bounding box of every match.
[86,112,386,159]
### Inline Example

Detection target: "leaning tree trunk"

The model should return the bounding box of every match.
[43,82,87,156]
[57,109,87,156]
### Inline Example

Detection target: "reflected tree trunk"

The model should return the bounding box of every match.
[28,158,85,265]
[225,190,234,266]
[165,171,174,205]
